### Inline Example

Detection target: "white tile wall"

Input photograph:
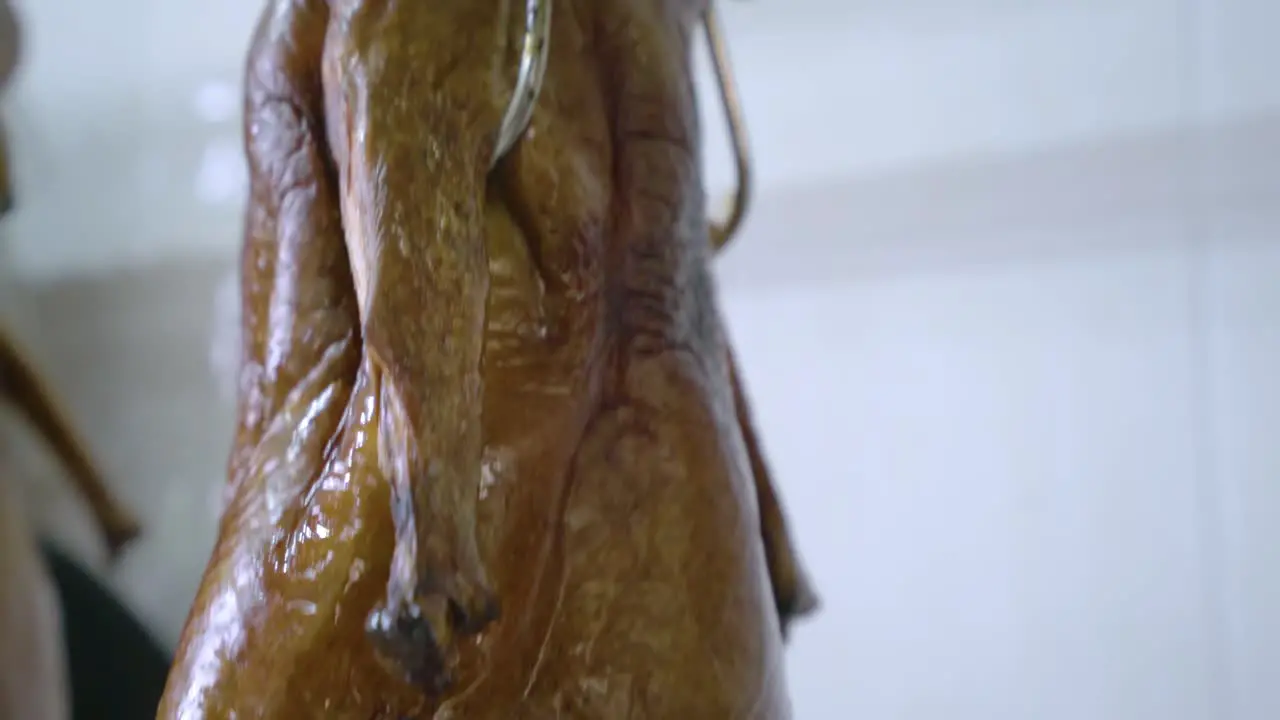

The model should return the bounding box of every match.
[1,0,1278,718]
[725,250,1217,719]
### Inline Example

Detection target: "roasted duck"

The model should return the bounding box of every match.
[161,0,815,717]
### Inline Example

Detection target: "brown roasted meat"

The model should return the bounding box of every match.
[160,0,815,717]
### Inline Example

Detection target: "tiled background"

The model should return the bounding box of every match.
[3,0,1279,718]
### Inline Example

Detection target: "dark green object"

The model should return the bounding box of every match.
[39,542,172,720]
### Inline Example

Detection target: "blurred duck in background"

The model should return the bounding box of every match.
[0,2,148,717]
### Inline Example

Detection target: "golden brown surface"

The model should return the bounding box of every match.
[160,0,815,717]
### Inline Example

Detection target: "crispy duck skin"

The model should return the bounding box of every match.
[160,1,815,717]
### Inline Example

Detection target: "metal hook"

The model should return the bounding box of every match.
[493,0,552,167]
[490,0,752,253]
[703,3,753,252]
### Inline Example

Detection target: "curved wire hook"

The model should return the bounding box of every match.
[490,0,753,254]
[493,0,552,167]
[703,3,753,253]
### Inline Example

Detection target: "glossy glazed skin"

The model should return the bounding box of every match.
[160,0,816,717]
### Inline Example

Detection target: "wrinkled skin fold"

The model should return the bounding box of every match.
[160,0,816,717]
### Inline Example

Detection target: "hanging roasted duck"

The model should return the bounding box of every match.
[160,0,815,716]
